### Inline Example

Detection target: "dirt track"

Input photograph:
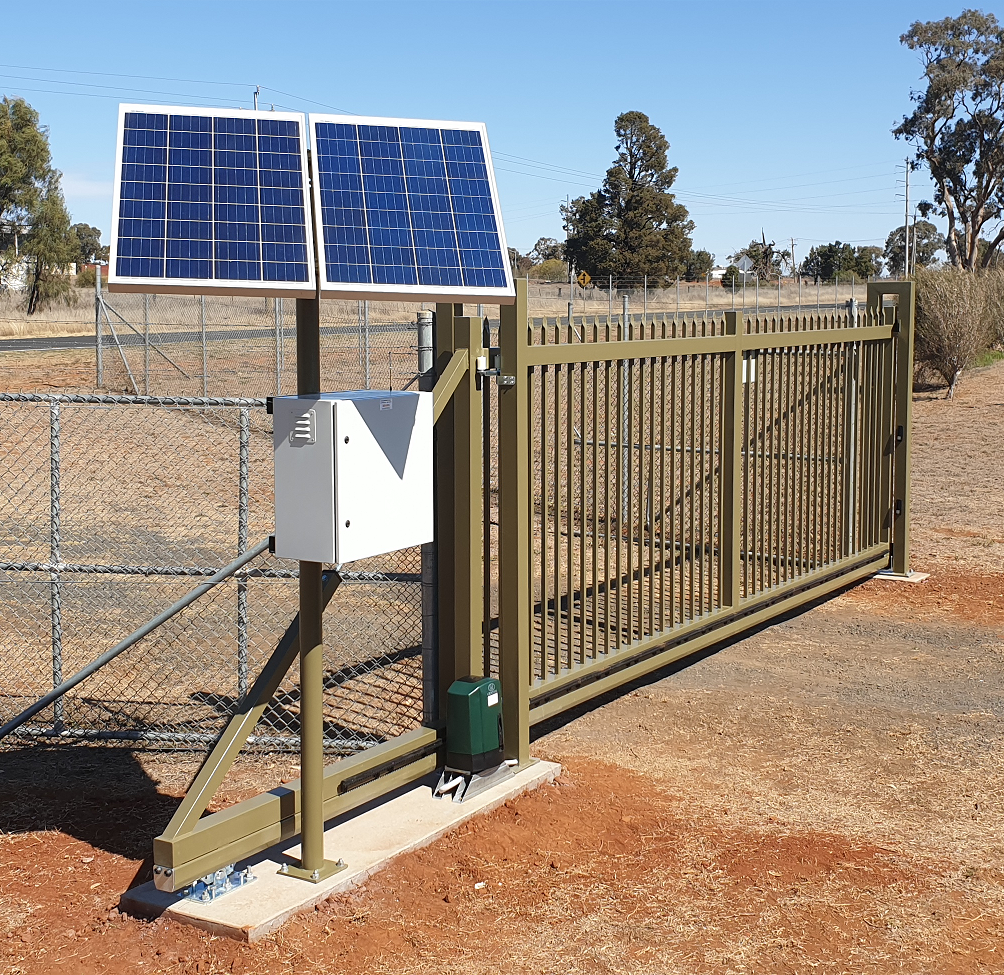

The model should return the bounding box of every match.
[1,360,1002,974]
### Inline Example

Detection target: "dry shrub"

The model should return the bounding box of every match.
[914,267,994,398]
[985,267,1004,349]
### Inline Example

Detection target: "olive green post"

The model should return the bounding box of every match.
[867,282,914,575]
[498,280,531,765]
[435,303,463,718]
[721,311,743,607]
[452,316,485,682]
[284,296,344,883]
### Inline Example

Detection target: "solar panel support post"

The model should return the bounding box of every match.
[285,294,345,884]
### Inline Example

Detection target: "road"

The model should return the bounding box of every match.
[0,301,860,353]
[0,322,416,353]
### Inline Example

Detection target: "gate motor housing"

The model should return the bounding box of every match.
[446,676,503,773]
[272,390,433,563]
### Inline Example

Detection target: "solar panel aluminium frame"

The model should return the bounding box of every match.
[308,114,516,305]
[108,104,317,298]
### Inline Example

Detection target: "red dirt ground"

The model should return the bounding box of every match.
[2,357,1003,974]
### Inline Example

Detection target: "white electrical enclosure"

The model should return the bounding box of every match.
[273,391,433,564]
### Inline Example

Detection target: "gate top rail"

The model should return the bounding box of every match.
[0,393,267,407]
[525,306,889,351]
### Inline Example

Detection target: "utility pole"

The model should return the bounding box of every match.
[911,209,919,275]
[254,86,260,110]
[903,158,910,279]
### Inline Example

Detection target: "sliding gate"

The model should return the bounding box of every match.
[478,280,913,760]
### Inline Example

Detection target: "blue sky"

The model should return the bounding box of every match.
[1,0,956,265]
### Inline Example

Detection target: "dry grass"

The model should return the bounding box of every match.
[0,282,879,340]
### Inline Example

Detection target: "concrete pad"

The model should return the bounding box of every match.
[121,760,560,941]
[874,569,931,584]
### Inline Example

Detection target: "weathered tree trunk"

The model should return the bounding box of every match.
[947,366,963,399]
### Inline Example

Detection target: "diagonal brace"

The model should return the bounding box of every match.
[433,349,469,423]
[159,570,342,842]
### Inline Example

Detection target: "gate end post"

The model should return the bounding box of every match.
[498,279,531,766]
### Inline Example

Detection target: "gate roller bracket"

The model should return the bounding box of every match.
[476,348,515,386]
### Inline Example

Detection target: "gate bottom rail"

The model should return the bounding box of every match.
[529,545,890,723]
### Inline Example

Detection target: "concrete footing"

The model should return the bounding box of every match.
[874,569,930,584]
[120,759,560,941]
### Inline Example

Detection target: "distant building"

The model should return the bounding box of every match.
[0,257,29,295]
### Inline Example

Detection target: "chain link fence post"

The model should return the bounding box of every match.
[237,405,250,699]
[95,266,103,388]
[201,295,208,398]
[49,400,64,732]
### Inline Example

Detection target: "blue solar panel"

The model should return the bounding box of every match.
[109,106,315,296]
[310,115,514,302]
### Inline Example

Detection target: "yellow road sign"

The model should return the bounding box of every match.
[576,271,591,288]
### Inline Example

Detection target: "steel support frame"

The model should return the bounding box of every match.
[151,303,475,892]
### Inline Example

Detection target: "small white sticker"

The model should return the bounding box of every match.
[486,692,499,708]
[380,399,392,410]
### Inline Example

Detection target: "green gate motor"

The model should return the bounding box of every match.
[446,676,503,773]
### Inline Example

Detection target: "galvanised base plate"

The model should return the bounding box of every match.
[278,858,347,883]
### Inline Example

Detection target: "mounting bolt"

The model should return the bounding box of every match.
[311,869,320,881]
[344,519,351,527]
[336,859,346,868]
[344,436,349,443]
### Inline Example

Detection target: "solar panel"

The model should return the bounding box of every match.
[108,105,316,297]
[309,115,515,304]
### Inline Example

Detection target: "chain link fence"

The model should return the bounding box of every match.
[95,291,425,399]
[0,393,424,754]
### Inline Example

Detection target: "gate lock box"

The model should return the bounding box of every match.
[446,677,503,773]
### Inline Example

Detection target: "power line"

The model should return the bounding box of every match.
[0,72,255,104]
[1,84,260,110]
[0,61,252,89]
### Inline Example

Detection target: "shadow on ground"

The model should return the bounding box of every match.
[0,745,179,885]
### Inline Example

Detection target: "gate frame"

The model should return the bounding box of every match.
[494,279,913,760]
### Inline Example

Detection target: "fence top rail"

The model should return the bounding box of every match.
[524,308,884,348]
[0,393,268,408]
[521,323,894,367]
